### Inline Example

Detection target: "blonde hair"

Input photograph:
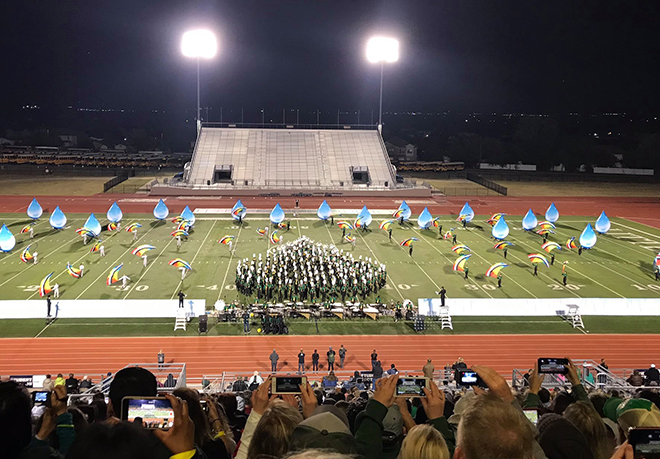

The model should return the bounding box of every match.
[247,400,303,459]
[398,424,449,459]
[564,401,613,459]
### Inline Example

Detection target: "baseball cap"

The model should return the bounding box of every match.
[382,404,403,438]
[288,406,358,455]
[616,398,660,432]
[602,397,623,423]
[448,392,476,426]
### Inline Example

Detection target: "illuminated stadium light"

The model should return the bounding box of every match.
[181,30,218,130]
[366,37,399,63]
[366,37,399,131]
[181,30,218,59]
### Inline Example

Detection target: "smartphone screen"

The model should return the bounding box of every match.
[629,428,660,459]
[538,358,570,374]
[32,391,49,405]
[458,370,484,387]
[523,409,539,426]
[122,397,174,430]
[396,377,428,397]
[272,376,305,394]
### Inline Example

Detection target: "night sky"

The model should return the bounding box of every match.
[2,0,659,117]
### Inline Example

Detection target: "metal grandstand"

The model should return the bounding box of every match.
[151,123,430,196]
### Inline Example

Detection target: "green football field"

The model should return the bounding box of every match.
[1,212,660,336]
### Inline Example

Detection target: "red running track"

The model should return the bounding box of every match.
[1,334,658,380]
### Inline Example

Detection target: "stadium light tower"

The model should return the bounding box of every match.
[181,29,218,130]
[366,37,399,132]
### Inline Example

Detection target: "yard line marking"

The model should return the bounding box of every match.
[391,233,443,292]
[322,221,405,301]
[614,220,660,246]
[123,237,177,300]
[0,221,85,289]
[74,224,159,300]
[217,222,242,302]
[511,230,625,298]
[170,220,217,300]
[34,321,54,338]
[26,228,125,300]
[407,227,498,298]
[468,227,582,299]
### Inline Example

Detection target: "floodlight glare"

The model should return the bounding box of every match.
[366,37,399,63]
[181,30,218,59]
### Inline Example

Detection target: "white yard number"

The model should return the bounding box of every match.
[482,284,496,290]
[397,284,411,290]
[464,284,479,290]
[225,284,236,290]
[547,284,581,291]
[632,284,660,291]
[135,285,149,292]
[20,285,39,292]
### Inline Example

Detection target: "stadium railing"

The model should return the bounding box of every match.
[465,171,508,196]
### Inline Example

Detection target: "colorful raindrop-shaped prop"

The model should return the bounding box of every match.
[171,229,188,238]
[27,198,43,220]
[83,213,102,237]
[0,224,16,252]
[219,236,235,245]
[180,206,195,225]
[270,203,285,225]
[494,241,513,249]
[107,202,123,223]
[257,228,267,236]
[579,223,597,249]
[542,242,561,253]
[594,211,611,234]
[231,200,247,221]
[486,213,505,226]
[317,200,332,221]
[49,206,67,230]
[417,207,433,229]
[522,209,538,231]
[355,206,373,228]
[545,203,559,223]
[270,231,281,244]
[90,240,102,253]
[153,199,169,221]
[566,237,578,249]
[393,201,412,221]
[125,223,142,233]
[457,202,474,223]
[379,220,394,231]
[337,221,353,230]
[492,216,510,240]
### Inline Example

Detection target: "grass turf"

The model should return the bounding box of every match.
[1,211,660,336]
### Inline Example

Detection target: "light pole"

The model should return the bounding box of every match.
[366,37,399,133]
[181,29,218,131]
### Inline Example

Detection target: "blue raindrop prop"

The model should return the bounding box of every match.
[0,224,16,252]
[27,198,43,220]
[49,206,67,230]
[231,200,247,220]
[180,206,196,225]
[417,207,433,229]
[357,206,373,228]
[84,213,102,237]
[396,201,412,221]
[545,203,559,223]
[594,211,611,234]
[270,203,285,225]
[522,209,538,231]
[492,216,510,240]
[317,200,332,221]
[579,223,597,249]
[107,202,123,223]
[153,199,169,220]
[458,202,475,222]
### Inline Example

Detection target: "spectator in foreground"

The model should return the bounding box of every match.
[65,373,79,394]
[563,401,611,459]
[42,374,54,391]
[0,382,75,459]
[644,364,659,385]
[398,424,449,459]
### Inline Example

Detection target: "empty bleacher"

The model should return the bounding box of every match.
[184,127,397,191]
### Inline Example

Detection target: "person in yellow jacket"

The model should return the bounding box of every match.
[54,373,66,387]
